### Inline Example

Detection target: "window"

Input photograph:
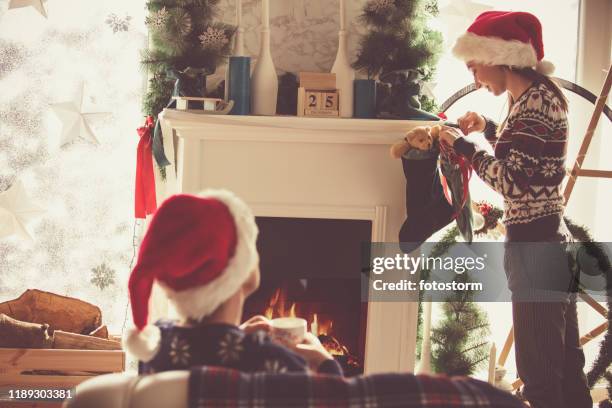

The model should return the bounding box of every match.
[0,1,146,334]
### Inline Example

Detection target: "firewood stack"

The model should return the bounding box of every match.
[0,289,121,350]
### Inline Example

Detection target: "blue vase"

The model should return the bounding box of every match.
[353,79,377,119]
[228,56,251,115]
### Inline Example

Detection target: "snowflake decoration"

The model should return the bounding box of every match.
[366,0,396,13]
[105,13,132,33]
[90,263,116,290]
[175,12,192,36]
[199,27,229,50]
[145,7,169,30]
[169,336,192,366]
[262,359,288,374]
[217,332,244,363]
[541,162,558,178]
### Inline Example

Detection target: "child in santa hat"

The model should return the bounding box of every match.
[123,190,342,376]
[438,11,591,408]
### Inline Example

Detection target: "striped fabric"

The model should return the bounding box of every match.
[188,366,527,408]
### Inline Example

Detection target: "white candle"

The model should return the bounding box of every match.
[422,299,432,339]
[339,0,345,31]
[417,297,432,374]
[262,0,270,29]
[236,0,242,27]
[311,314,318,336]
[488,342,497,384]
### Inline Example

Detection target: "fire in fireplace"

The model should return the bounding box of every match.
[242,216,372,376]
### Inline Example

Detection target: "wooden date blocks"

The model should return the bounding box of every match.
[297,72,340,117]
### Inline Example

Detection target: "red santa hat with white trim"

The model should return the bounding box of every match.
[452,11,555,76]
[122,189,259,362]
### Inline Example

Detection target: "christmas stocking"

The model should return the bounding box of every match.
[399,143,473,253]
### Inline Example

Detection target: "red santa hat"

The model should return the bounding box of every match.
[452,11,555,76]
[123,189,259,362]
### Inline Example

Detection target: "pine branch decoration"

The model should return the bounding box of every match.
[142,0,235,117]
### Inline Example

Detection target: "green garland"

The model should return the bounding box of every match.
[563,217,612,406]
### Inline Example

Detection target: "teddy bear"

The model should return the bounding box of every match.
[390,125,442,159]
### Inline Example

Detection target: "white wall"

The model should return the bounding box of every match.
[212,0,369,84]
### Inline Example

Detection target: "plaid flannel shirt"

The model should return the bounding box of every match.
[189,366,526,408]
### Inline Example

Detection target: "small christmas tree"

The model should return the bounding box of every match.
[430,286,491,376]
[352,0,443,115]
[142,0,234,118]
[417,226,491,376]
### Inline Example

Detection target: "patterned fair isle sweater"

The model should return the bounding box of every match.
[454,82,568,241]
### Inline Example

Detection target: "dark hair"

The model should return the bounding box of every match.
[508,67,569,112]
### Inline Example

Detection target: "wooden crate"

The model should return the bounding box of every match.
[0,348,125,408]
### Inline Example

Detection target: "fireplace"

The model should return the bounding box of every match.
[155,110,431,372]
[242,217,371,375]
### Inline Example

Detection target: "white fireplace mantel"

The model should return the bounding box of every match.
[155,109,437,373]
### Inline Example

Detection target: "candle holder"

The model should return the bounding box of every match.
[353,79,376,119]
[228,56,251,115]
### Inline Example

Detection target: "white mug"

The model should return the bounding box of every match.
[270,317,307,346]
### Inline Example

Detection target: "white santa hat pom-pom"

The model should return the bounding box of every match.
[535,60,555,76]
[122,325,162,363]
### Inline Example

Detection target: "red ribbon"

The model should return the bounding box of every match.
[439,141,472,220]
[135,116,157,219]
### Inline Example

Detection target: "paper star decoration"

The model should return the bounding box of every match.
[8,0,48,18]
[50,83,110,146]
[0,180,45,240]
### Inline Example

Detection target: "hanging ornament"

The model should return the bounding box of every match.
[145,7,169,30]
[8,0,47,18]
[174,12,192,36]
[105,13,132,33]
[0,179,44,241]
[199,27,229,50]
[473,201,504,238]
[50,82,111,146]
[366,0,396,14]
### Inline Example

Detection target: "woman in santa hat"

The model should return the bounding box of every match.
[122,190,342,376]
[438,11,592,408]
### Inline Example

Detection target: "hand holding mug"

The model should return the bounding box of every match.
[240,315,272,334]
[289,332,335,371]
